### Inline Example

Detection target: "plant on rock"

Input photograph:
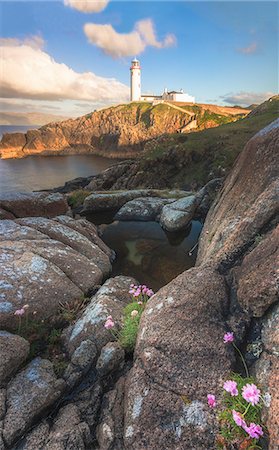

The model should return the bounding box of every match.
[104,284,154,353]
[207,332,265,449]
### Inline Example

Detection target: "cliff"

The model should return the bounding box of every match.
[0,102,249,160]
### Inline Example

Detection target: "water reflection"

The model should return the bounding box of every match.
[95,219,202,291]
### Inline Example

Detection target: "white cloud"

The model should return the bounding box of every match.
[64,0,109,13]
[221,91,275,106]
[84,18,176,58]
[0,36,129,105]
[237,42,258,55]
[0,35,44,50]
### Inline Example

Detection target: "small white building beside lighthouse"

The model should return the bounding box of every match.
[130,58,141,101]
[130,57,195,104]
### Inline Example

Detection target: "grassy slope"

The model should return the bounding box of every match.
[140,96,278,188]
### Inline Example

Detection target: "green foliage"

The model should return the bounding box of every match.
[68,190,91,208]
[217,373,264,449]
[118,302,144,353]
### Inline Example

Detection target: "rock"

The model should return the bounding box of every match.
[0,208,15,220]
[96,376,126,450]
[197,119,279,268]
[0,331,30,386]
[124,266,233,449]
[195,178,223,218]
[64,276,137,355]
[160,195,197,232]
[63,340,98,388]
[15,421,50,450]
[96,342,125,377]
[235,225,279,317]
[0,217,111,330]
[115,197,175,222]
[16,217,111,276]
[253,302,279,450]
[0,192,69,219]
[3,357,66,446]
[83,190,149,213]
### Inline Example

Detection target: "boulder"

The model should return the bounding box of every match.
[0,208,15,220]
[3,358,66,446]
[0,331,30,386]
[0,192,69,219]
[197,119,279,268]
[115,197,175,222]
[253,302,279,450]
[124,266,233,449]
[234,225,279,317]
[64,276,137,355]
[0,218,112,330]
[96,342,125,377]
[83,190,148,213]
[160,195,197,232]
[63,339,98,388]
[16,217,111,276]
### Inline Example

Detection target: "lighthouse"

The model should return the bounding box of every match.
[130,57,141,101]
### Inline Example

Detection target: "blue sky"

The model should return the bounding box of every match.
[0,1,278,116]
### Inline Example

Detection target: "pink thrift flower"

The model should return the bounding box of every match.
[232,410,246,428]
[133,291,140,297]
[104,317,115,329]
[223,332,234,343]
[207,394,216,408]
[223,380,238,396]
[131,310,139,318]
[242,383,261,406]
[14,308,25,316]
[138,301,143,305]
[107,315,112,320]
[244,423,263,439]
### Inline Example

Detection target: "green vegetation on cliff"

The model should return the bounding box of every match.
[140,96,278,188]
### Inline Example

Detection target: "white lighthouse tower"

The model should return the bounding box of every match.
[130,57,141,102]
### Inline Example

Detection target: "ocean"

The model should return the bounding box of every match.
[0,125,118,194]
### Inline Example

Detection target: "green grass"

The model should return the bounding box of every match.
[118,302,143,353]
[68,189,91,208]
[140,96,278,188]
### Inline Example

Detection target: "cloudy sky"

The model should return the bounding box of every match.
[0,0,278,117]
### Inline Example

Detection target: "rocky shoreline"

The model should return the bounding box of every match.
[0,118,278,449]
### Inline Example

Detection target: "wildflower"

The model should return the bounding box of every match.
[104,316,115,329]
[23,304,29,309]
[14,308,25,316]
[244,423,263,439]
[242,383,261,406]
[207,394,216,408]
[223,380,238,396]
[223,332,234,343]
[232,410,246,428]
[138,301,143,305]
[131,310,139,318]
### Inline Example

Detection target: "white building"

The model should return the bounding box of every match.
[130,58,195,103]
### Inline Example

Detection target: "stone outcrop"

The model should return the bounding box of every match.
[0,102,248,160]
[0,216,113,330]
[159,195,197,232]
[115,197,175,222]
[0,331,30,386]
[0,192,69,219]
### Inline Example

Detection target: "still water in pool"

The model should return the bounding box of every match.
[87,215,202,291]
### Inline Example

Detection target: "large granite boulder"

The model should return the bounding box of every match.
[115,197,175,222]
[64,276,137,355]
[0,192,69,219]
[0,331,30,386]
[160,195,197,232]
[124,266,233,449]
[0,217,112,330]
[234,225,279,317]
[83,190,148,213]
[197,118,279,268]
[3,358,66,447]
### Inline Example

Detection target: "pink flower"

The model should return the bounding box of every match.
[242,383,261,406]
[131,310,139,318]
[223,380,238,396]
[14,308,25,316]
[244,423,263,439]
[138,301,143,305]
[207,394,216,408]
[223,332,234,343]
[232,410,246,428]
[104,317,115,329]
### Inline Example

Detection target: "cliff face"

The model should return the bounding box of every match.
[0,102,248,159]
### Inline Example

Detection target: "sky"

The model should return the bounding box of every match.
[0,0,278,117]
